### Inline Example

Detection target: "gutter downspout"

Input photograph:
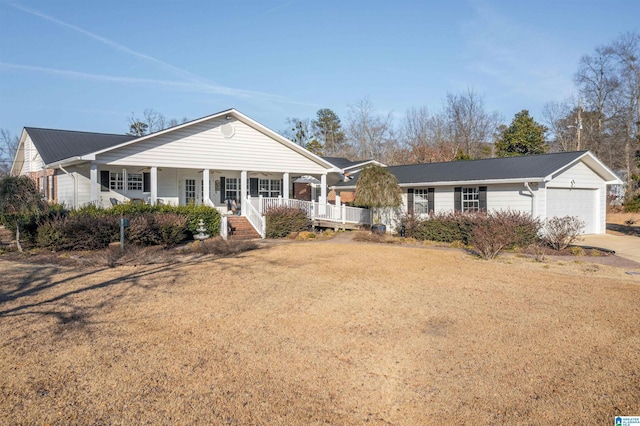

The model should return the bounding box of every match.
[59,165,77,209]
[524,182,535,218]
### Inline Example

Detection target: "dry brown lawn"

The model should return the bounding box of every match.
[1,241,639,425]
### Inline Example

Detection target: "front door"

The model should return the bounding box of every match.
[184,178,197,205]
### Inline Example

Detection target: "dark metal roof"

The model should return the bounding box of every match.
[321,156,359,169]
[336,151,588,187]
[25,127,136,164]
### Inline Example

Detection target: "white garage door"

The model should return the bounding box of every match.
[546,188,597,234]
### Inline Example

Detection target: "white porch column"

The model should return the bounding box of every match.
[240,170,248,216]
[320,174,327,204]
[150,166,158,205]
[203,169,211,206]
[90,163,99,205]
[283,172,290,200]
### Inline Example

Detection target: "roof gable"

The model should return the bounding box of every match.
[93,109,337,170]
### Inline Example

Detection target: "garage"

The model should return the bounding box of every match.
[546,188,598,234]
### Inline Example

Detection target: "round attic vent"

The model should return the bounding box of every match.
[221,123,235,138]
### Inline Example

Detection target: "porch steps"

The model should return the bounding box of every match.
[227,216,261,240]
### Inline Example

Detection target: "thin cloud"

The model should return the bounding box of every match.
[0,62,286,98]
[6,2,299,103]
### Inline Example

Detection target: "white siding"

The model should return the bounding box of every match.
[486,183,533,215]
[56,170,75,208]
[546,161,607,234]
[96,118,330,174]
[20,135,45,174]
[548,161,603,189]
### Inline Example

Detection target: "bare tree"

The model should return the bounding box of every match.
[399,107,465,163]
[127,109,185,136]
[282,117,316,149]
[444,88,501,158]
[0,129,20,176]
[346,98,395,163]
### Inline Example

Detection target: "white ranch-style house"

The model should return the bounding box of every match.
[12,109,621,237]
[333,151,622,235]
[11,109,372,238]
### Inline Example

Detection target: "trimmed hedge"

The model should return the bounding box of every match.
[265,206,311,238]
[37,213,118,251]
[397,210,542,259]
[37,203,221,250]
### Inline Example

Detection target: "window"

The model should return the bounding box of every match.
[225,177,239,201]
[414,189,429,214]
[462,187,479,212]
[110,172,124,191]
[127,173,143,191]
[259,179,281,197]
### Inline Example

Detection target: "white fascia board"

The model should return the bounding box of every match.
[332,177,546,191]
[235,111,339,171]
[343,160,386,171]
[9,129,28,175]
[46,156,87,168]
[544,151,622,184]
[88,108,339,172]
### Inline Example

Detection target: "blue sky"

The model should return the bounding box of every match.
[0,0,638,137]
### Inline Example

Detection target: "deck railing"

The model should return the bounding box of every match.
[258,197,372,225]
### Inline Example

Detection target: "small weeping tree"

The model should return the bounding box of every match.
[0,176,47,252]
[354,164,401,228]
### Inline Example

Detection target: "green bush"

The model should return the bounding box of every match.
[73,203,221,238]
[397,210,542,256]
[37,214,118,251]
[127,213,188,246]
[409,212,478,244]
[265,206,311,238]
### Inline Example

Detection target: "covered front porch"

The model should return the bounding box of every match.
[87,164,330,212]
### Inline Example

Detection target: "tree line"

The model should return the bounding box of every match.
[1,32,637,199]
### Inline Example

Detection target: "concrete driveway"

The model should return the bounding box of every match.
[580,234,640,264]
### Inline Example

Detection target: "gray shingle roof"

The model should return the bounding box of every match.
[336,151,588,187]
[25,127,136,164]
[321,156,359,169]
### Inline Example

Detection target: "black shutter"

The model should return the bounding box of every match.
[454,187,462,212]
[220,177,226,203]
[427,188,435,213]
[100,171,109,192]
[407,188,414,214]
[280,179,284,197]
[249,178,258,197]
[479,186,487,211]
[143,172,150,192]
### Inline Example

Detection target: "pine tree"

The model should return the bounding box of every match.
[495,110,548,157]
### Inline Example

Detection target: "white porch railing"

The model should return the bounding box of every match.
[220,216,228,240]
[259,197,372,225]
[245,198,266,238]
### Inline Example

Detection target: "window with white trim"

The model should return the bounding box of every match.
[414,189,429,214]
[462,187,479,212]
[225,177,239,201]
[259,179,281,197]
[109,172,124,191]
[127,173,143,191]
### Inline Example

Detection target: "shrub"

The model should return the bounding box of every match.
[411,212,478,244]
[190,237,259,256]
[543,216,585,251]
[73,203,221,239]
[37,214,118,251]
[470,211,541,259]
[265,206,311,238]
[127,213,189,246]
